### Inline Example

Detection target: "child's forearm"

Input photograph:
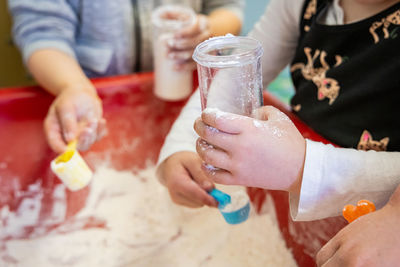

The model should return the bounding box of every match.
[207,9,242,36]
[291,140,400,221]
[27,49,96,96]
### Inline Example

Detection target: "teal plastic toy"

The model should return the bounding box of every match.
[209,188,250,225]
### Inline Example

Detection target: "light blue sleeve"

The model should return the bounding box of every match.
[8,0,79,64]
[202,0,245,22]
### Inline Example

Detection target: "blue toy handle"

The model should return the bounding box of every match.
[209,188,231,209]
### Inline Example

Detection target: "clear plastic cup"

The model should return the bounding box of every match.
[152,4,196,101]
[192,35,264,115]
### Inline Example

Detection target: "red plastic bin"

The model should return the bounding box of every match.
[0,73,346,266]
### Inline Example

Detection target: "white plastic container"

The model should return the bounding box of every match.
[50,142,93,191]
[152,4,196,101]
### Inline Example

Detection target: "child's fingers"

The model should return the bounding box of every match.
[173,175,217,207]
[193,117,235,151]
[318,254,341,267]
[173,61,197,71]
[168,50,193,61]
[96,118,108,141]
[196,139,231,171]
[169,28,210,51]
[175,21,200,39]
[316,236,341,267]
[201,164,234,185]
[44,109,68,154]
[56,103,78,143]
[168,37,197,50]
[254,105,290,122]
[77,104,105,150]
[183,154,214,190]
[201,108,252,134]
[174,15,206,39]
[78,127,96,151]
[183,155,218,207]
[77,116,99,151]
[173,193,204,208]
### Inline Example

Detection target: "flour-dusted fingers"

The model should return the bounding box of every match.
[202,108,253,134]
[159,151,218,208]
[168,50,193,61]
[193,117,236,151]
[44,106,68,154]
[75,111,99,151]
[253,105,293,123]
[96,118,108,141]
[183,152,216,194]
[174,14,208,39]
[55,101,78,143]
[196,138,231,171]
[171,174,217,207]
[196,103,306,191]
[168,37,197,50]
[169,29,210,51]
[78,126,96,151]
[201,163,237,185]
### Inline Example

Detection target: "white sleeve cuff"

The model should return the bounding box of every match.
[290,139,400,221]
[290,139,329,221]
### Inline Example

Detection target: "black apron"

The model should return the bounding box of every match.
[290,0,400,151]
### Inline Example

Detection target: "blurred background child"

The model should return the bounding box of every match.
[7,0,244,153]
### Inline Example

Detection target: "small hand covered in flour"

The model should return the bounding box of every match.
[157,151,218,208]
[167,14,210,70]
[44,86,106,154]
[317,184,400,267]
[193,106,306,193]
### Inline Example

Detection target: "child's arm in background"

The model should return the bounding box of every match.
[29,50,106,154]
[8,0,105,153]
[157,0,304,207]
[194,107,400,221]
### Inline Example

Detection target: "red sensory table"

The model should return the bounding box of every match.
[0,73,346,266]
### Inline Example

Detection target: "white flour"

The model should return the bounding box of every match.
[220,190,249,212]
[0,165,297,267]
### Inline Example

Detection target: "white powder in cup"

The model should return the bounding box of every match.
[220,190,249,212]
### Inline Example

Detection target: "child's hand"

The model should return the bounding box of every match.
[167,14,210,71]
[44,86,106,154]
[316,185,400,267]
[193,106,306,193]
[157,151,218,208]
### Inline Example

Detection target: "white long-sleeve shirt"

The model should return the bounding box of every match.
[158,0,400,221]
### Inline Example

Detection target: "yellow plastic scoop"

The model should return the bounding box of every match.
[55,140,77,164]
[51,140,93,191]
